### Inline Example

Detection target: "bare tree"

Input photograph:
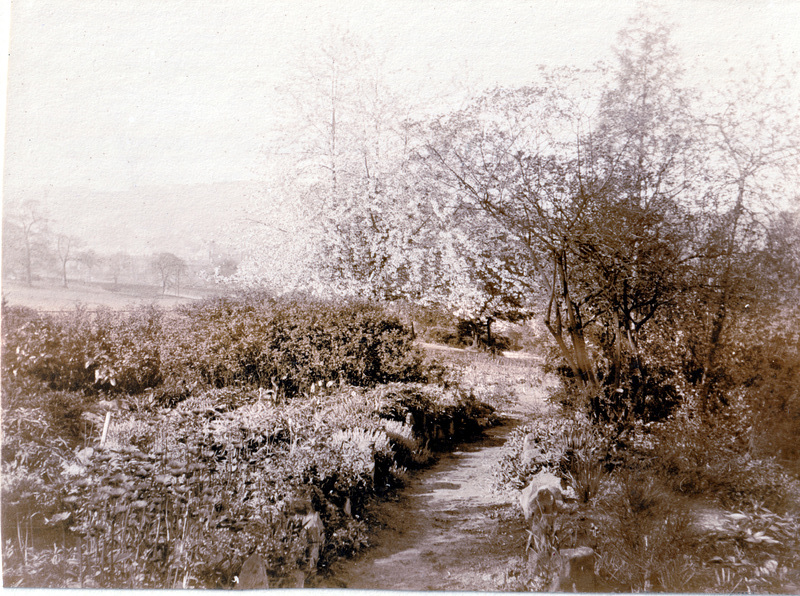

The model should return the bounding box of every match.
[108,251,132,288]
[56,234,82,288]
[3,200,49,286]
[152,252,187,295]
[75,249,99,283]
[691,63,800,409]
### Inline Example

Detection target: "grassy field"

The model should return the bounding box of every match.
[1,279,213,311]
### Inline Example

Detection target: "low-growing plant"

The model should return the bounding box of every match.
[2,372,498,588]
[560,425,606,503]
[595,468,698,592]
[643,392,799,512]
[691,505,800,593]
[496,413,605,493]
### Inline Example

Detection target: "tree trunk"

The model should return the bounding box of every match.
[470,321,480,349]
[699,179,746,411]
[559,252,598,387]
[24,238,33,286]
[543,250,599,390]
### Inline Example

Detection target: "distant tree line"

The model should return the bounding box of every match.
[1,204,240,295]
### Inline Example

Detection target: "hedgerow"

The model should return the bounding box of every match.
[2,294,434,401]
[162,294,432,395]
[2,304,162,395]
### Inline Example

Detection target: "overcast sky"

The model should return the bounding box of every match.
[3,0,799,254]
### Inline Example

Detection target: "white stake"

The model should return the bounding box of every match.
[100,411,111,447]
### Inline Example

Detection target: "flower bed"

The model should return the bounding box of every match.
[2,381,497,588]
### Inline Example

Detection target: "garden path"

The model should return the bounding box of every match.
[321,366,551,591]
[322,423,524,590]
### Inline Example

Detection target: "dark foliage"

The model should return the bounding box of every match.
[163,294,430,395]
[2,303,162,395]
[2,294,433,400]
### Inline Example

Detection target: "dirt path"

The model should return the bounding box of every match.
[321,420,528,591]
[315,355,555,591]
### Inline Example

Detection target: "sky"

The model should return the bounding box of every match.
[3,0,800,255]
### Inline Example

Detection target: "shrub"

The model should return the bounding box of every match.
[2,304,162,395]
[730,314,800,475]
[2,380,497,588]
[373,382,498,451]
[589,360,681,428]
[560,425,606,504]
[595,468,698,592]
[162,294,431,395]
[644,393,799,512]
[496,414,605,493]
[424,326,467,348]
[3,296,435,400]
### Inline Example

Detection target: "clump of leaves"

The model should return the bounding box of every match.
[496,414,604,492]
[699,506,800,593]
[2,304,163,395]
[595,468,698,592]
[559,424,607,503]
[645,393,799,512]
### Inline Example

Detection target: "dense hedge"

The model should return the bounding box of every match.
[1,294,433,400]
[2,304,162,395]
[164,295,430,395]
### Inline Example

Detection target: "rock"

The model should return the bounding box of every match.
[562,484,579,501]
[549,546,597,592]
[520,471,563,521]
[539,487,561,514]
[275,571,305,589]
[236,553,269,589]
